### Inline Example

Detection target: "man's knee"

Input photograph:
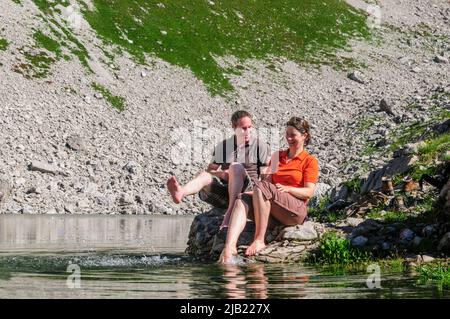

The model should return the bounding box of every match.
[228,162,245,175]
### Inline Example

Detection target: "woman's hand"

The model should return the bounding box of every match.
[275,183,292,193]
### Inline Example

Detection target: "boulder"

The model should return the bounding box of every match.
[351,236,368,248]
[66,135,86,151]
[281,222,318,241]
[437,232,450,254]
[361,156,418,194]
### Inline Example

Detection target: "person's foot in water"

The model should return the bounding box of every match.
[167,176,184,204]
[245,240,266,256]
[218,247,238,264]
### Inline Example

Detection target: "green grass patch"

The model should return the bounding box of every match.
[417,133,450,163]
[343,176,362,194]
[0,38,8,51]
[33,30,62,57]
[91,82,125,112]
[308,232,371,265]
[417,263,450,290]
[76,0,371,95]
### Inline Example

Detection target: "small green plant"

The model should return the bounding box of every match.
[417,133,450,163]
[417,263,450,290]
[309,232,371,265]
[343,176,362,194]
[33,30,62,57]
[91,82,125,112]
[0,38,8,51]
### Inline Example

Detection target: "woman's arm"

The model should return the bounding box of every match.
[275,182,316,200]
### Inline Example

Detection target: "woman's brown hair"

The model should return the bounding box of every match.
[286,117,311,146]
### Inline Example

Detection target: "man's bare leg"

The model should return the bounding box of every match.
[167,171,213,204]
[219,199,248,264]
[220,163,246,230]
[245,187,271,256]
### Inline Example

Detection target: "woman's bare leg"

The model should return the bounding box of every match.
[167,171,213,204]
[219,199,249,264]
[220,163,246,229]
[245,187,271,256]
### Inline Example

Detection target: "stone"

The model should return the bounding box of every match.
[123,161,141,175]
[421,255,435,263]
[437,232,450,253]
[0,179,11,203]
[119,193,134,206]
[94,92,103,99]
[379,98,395,116]
[347,71,366,84]
[282,222,318,241]
[382,242,392,250]
[83,95,92,104]
[76,198,90,209]
[422,224,438,238]
[28,161,58,175]
[20,205,34,214]
[399,229,415,243]
[66,135,85,151]
[346,217,364,227]
[351,236,368,247]
[361,156,418,194]
[141,70,147,77]
[433,55,448,63]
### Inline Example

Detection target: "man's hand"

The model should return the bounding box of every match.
[275,183,291,193]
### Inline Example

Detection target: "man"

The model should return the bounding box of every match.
[167,110,271,229]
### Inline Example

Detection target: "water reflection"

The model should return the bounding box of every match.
[194,263,311,299]
[0,215,194,254]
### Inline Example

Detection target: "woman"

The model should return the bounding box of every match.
[219,117,319,263]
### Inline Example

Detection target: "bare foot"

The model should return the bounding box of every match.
[219,208,232,230]
[166,176,184,204]
[218,247,238,264]
[245,240,266,256]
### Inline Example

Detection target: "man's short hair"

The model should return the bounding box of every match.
[231,110,252,128]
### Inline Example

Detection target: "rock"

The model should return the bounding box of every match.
[346,217,364,227]
[326,199,351,211]
[26,187,42,194]
[76,198,90,209]
[382,242,392,250]
[347,71,366,84]
[330,184,349,202]
[422,224,438,238]
[399,229,415,243]
[432,119,450,134]
[28,161,58,175]
[123,161,141,175]
[119,193,134,206]
[83,95,92,104]
[141,70,147,77]
[282,222,318,241]
[351,236,368,247]
[0,179,12,203]
[361,156,419,194]
[421,255,435,263]
[66,135,85,151]
[412,236,422,246]
[437,232,450,253]
[433,55,448,64]
[379,98,395,116]
[94,92,103,99]
[20,205,34,214]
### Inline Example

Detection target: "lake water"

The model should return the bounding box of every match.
[0,215,447,299]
